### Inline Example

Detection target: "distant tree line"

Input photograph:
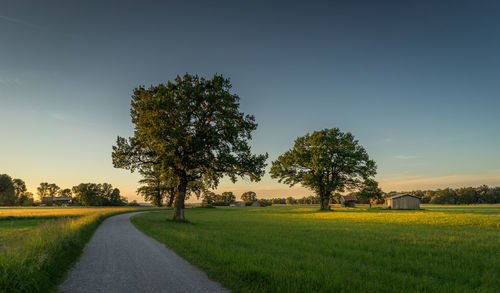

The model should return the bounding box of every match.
[264,196,322,205]
[264,185,500,206]
[386,186,500,204]
[0,173,130,206]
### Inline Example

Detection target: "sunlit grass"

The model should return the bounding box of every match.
[259,205,500,228]
[133,205,500,293]
[0,207,133,219]
[0,207,158,292]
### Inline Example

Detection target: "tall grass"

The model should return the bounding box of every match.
[132,206,500,293]
[0,207,152,293]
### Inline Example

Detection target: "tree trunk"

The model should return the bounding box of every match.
[320,195,330,211]
[173,172,188,221]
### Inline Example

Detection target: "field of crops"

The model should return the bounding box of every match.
[0,207,154,292]
[133,205,500,293]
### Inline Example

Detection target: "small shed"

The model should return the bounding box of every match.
[230,201,246,207]
[251,201,264,207]
[385,194,420,210]
[340,195,357,207]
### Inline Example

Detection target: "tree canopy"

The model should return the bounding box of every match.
[112,74,267,220]
[270,128,377,210]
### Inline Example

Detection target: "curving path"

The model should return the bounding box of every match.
[59,212,228,293]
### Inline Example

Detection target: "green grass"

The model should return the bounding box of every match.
[0,207,161,293]
[132,205,500,293]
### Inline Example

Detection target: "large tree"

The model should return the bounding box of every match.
[112,74,267,221]
[270,128,377,211]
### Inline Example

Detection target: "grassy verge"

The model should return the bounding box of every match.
[132,205,500,292]
[0,207,162,293]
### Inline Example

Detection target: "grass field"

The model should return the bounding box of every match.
[0,207,155,293]
[132,205,500,293]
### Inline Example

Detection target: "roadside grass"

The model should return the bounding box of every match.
[132,205,500,293]
[0,207,161,293]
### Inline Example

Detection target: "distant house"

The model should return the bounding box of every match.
[230,201,246,207]
[385,194,420,210]
[42,196,72,205]
[340,195,357,207]
[251,201,264,207]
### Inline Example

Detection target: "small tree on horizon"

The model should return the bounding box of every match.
[357,179,383,208]
[270,128,377,211]
[241,191,257,205]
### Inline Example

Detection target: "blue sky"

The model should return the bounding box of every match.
[1,0,500,201]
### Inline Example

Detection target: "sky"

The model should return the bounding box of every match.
[1,0,500,202]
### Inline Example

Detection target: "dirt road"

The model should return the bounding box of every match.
[59,212,227,293]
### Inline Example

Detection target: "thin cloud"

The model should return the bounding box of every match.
[0,15,39,29]
[48,112,96,127]
[393,155,419,160]
[0,76,21,86]
[0,15,75,38]
[380,174,500,191]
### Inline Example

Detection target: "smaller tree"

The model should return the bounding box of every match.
[357,179,383,208]
[12,179,27,200]
[17,192,34,206]
[286,197,297,205]
[201,191,216,206]
[107,188,125,206]
[136,166,175,207]
[241,191,257,205]
[47,183,60,197]
[72,183,101,206]
[37,182,50,200]
[37,182,60,202]
[220,191,236,206]
[271,128,377,211]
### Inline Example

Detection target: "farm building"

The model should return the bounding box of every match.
[385,194,421,210]
[251,201,264,207]
[41,196,72,205]
[340,195,357,207]
[230,201,246,207]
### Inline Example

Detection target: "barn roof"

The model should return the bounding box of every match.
[386,194,420,200]
[341,195,357,201]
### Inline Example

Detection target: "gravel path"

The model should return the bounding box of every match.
[59,212,228,293]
